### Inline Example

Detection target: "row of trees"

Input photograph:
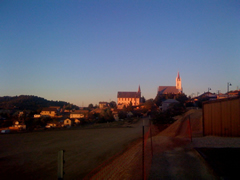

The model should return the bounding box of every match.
[0,95,78,111]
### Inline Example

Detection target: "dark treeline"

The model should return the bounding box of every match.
[0,95,77,111]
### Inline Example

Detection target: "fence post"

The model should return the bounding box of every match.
[142,119,145,180]
[188,116,192,142]
[58,150,65,180]
[149,118,153,157]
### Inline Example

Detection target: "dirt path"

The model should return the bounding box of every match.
[0,118,148,180]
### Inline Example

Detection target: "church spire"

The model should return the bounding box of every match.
[177,71,180,80]
[138,85,141,93]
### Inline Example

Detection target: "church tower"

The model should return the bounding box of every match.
[176,72,182,92]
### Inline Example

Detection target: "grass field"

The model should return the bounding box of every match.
[0,119,147,180]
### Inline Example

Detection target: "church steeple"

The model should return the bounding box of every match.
[177,72,180,80]
[176,72,182,92]
[138,85,141,93]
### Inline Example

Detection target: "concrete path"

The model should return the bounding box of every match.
[148,140,217,180]
[148,109,219,180]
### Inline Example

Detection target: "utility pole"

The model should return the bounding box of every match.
[208,88,211,95]
[227,82,232,98]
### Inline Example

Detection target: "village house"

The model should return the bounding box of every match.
[9,120,26,130]
[117,86,141,109]
[74,119,81,124]
[34,114,41,118]
[40,107,58,117]
[45,122,58,128]
[99,102,108,109]
[64,118,72,127]
[70,110,88,119]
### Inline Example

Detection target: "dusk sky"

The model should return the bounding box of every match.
[1,0,239,106]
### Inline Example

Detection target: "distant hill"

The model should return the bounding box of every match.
[0,95,78,111]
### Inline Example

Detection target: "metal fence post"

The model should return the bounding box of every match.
[188,116,192,142]
[149,119,153,157]
[142,119,145,180]
[58,150,65,180]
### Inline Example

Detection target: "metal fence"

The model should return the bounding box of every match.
[203,97,240,137]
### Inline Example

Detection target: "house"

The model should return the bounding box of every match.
[18,111,24,117]
[162,99,179,111]
[64,118,73,127]
[10,120,26,130]
[117,86,141,109]
[157,72,182,95]
[40,107,58,117]
[45,122,58,128]
[99,102,108,109]
[34,114,41,118]
[70,110,88,119]
[74,119,80,124]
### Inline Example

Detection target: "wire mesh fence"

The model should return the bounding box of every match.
[83,115,193,180]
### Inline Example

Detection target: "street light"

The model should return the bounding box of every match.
[208,88,211,95]
[227,82,232,97]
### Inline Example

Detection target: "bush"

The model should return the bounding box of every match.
[152,103,186,124]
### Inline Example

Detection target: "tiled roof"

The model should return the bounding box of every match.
[117,92,141,98]
[158,86,179,94]
[70,110,88,114]
[41,107,57,111]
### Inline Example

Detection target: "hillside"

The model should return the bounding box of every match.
[0,95,77,111]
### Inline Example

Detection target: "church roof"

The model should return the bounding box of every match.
[158,86,179,94]
[117,92,141,98]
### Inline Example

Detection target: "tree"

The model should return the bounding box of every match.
[175,93,188,104]
[109,101,117,109]
[99,108,114,122]
[144,99,155,110]
[141,96,146,103]
[127,101,133,111]
[154,94,166,106]
[88,104,94,109]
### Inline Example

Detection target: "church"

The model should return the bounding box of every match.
[157,72,182,95]
[117,86,141,109]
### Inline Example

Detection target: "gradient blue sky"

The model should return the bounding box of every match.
[1,0,239,106]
